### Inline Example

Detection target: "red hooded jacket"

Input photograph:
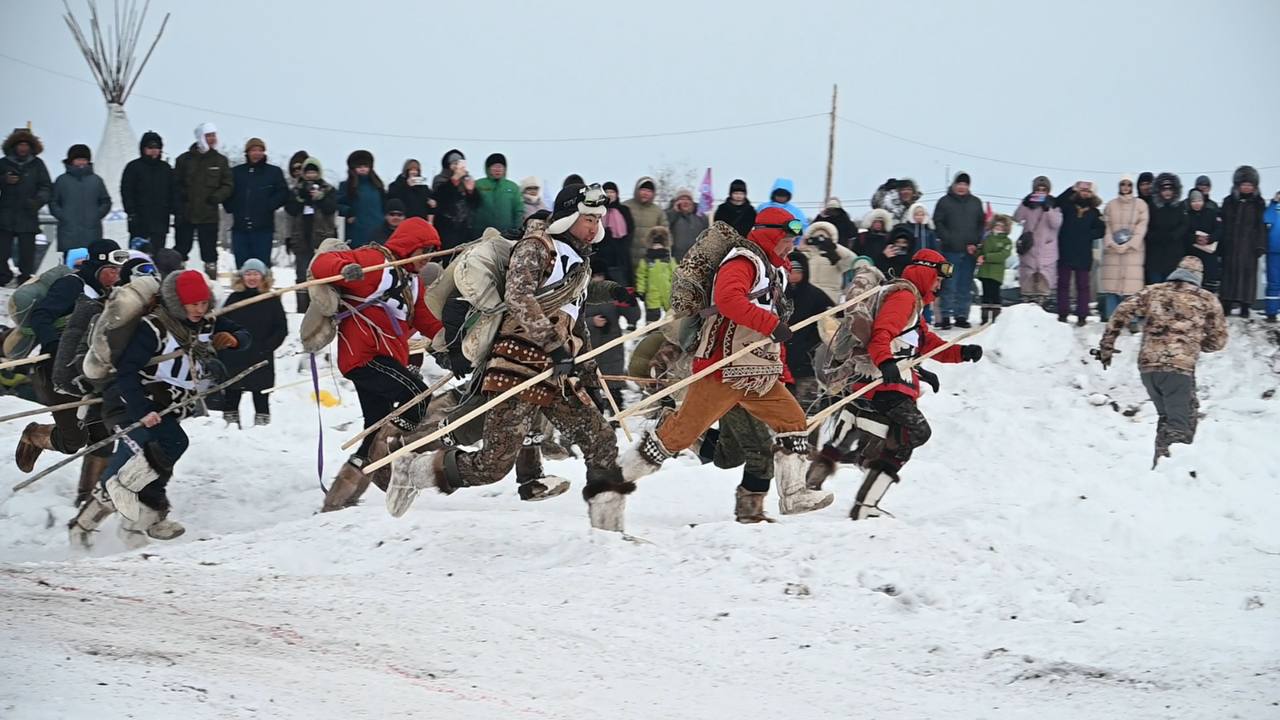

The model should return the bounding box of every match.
[692,209,791,379]
[855,249,963,400]
[311,217,444,374]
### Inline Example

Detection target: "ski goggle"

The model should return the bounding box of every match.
[755,219,804,236]
[96,249,131,266]
[578,183,608,208]
[910,258,954,278]
[133,263,158,277]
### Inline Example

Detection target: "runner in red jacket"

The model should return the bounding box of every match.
[310,216,445,511]
[837,248,984,520]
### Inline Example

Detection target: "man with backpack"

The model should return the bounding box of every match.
[808,248,984,520]
[618,208,835,524]
[308,217,445,512]
[68,269,251,548]
[387,184,633,528]
[15,240,125,489]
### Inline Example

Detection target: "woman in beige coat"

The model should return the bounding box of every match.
[1099,175,1149,320]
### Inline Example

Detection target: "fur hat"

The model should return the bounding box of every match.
[65,144,91,163]
[244,137,266,154]
[520,176,541,194]
[174,270,211,305]
[988,213,1014,231]
[1118,174,1134,189]
[825,197,842,209]
[548,183,607,242]
[860,208,894,232]
[484,152,507,169]
[729,178,748,195]
[804,221,839,244]
[1031,175,1051,192]
[647,226,671,247]
[1167,256,1204,287]
[3,128,42,156]
[1153,173,1183,207]
[906,202,933,227]
[953,171,971,186]
[635,176,656,194]
[348,149,374,169]
[193,122,217,152]
[1232,165,1260,188]
[673,187,694,203]
[301,156,323,174]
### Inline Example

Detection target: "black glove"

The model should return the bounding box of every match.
[770,322,793,343]
[549,346,575,378]
[960,345,984,363]
[917,367,940,394]
[878,360,903,386]
[610,285,633,305]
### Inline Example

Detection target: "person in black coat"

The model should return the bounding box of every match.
[1184,189,1222,294]
[0,128,53,286]
[595,181,635,286]
[121,131,175,253]
[813,199,858,246]
[1144,173,1188,285]
[223,138,288,268]
[430,148,481,252]
[1055,182,1105,324]
[712,178,757,238]
[783,251,833,418]
[387,158,435,220]
[217,258,287,427]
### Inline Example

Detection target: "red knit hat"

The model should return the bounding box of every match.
[902,248,949,302]
[175,270,211,305]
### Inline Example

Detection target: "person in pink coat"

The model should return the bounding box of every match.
[1013,175,1063,307]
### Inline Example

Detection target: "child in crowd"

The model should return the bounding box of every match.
[977,215,1014,323]
[635,226,676,323]
[218,258,288,427]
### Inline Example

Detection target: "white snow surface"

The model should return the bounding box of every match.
[2,304,1279,719]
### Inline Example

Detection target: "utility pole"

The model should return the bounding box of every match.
[824,84,838,204]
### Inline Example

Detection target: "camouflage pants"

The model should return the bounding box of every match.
[710,406,774,490]
[869,395,932,472]
[1142,371,1199,455]
[453,393,619,487]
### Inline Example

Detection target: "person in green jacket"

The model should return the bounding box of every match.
[977,214,1014,323]
[471,152,523,236]
[635,226,677,322]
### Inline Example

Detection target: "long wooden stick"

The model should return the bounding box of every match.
[612,286,880,422]
[12,360,267,492]
[596,368,632,442]
[364,315,675,475]
[0,397,101,423]
[600,374,666,386]
[804,324,988,432]
[341,373,454,451]
[0,353,51,372]
[208,246,461,318]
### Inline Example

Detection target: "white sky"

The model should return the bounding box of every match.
[3,0,1279,216]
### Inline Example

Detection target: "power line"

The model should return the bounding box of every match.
[0,51,825,143]
[836,115,1279,176]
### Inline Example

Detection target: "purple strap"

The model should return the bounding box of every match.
[310,353,327,493]
[337,297,408,338]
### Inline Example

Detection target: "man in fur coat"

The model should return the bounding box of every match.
[1218,165,1267,318]
[387,184,633,531]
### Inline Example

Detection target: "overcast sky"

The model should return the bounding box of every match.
[3,0,1279,216]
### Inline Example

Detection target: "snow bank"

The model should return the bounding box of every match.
[1,309,1277,719]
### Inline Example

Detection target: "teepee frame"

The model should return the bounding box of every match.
[62,0,169,105]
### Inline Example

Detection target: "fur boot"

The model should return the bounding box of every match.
[774,432,834,514]
[105,452,161,522]
[321,461,367,512]
[365,426,399,493]
[68,484,116,549]
[850,462,900,521]
[734,485,775,524]
[75,454,110,507]
[224,410,241,429]
[385,448,456,518]
[515,446,569,501]
[619,430,672,483]
[15,422,53,473]
[805,446,841,491]
[582,466,637,533]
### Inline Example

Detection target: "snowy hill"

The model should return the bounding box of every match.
[2,305,1278,719]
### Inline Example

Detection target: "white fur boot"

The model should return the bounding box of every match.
[386,450,441,518]
[619,431,672,483]
[105,452,159,522]
[775,451,835,515]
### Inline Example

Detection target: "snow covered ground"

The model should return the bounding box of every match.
[2,305,1278,719]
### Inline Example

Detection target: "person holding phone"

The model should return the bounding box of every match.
[387,158,435,221]
[430,149,480,253]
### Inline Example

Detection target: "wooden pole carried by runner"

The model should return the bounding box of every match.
[0,349,186,422]
[340,373,454,451]
[0,352,51,372]
[596,368,633,442]
[611,286,880,423]
[209,246,462,318]
[804,323,988,432]
[364,316,675,475]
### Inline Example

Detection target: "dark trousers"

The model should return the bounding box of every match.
[175,222,219,263]
[0,229,37,281]
[344,356,429,459]
[1056,264,1090,320]
[645,307,662,323]
[100,413,189,508]
[231,228,273,268]
[32,360,111,456]
[980,278,1001,306]
[224,388,269,415]
[139,232,168,253]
